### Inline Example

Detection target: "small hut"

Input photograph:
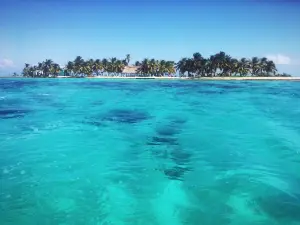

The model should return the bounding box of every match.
[122,66,140,77]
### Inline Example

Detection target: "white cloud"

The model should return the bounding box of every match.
[0,58,14,68]
[266,54,291,65]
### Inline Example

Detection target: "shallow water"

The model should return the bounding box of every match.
[1,78,300,225]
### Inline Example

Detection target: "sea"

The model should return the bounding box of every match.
[1,78,300,225]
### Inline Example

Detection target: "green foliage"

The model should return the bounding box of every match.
[176,52,279,77]
[21,52,287,78]
[22,60,61,78]
[276,73,292,77]
[136,58,175,76]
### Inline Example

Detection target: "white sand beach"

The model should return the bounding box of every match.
[85,76,300,81]
[2,76,300,81]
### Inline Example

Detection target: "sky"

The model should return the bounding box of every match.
[1,0,300,75]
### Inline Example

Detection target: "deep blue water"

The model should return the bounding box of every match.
[1,78,300,225]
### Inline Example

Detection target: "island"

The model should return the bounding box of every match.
[16,52,297,79]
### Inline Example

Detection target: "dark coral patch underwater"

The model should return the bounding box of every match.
[163,166,191,181]
[155,123,181,136]
[148,136,178,146]
[255,191,300,222]
[101,109,151,124]
[0,109,31,119]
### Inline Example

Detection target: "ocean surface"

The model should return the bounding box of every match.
[1,78,300,225]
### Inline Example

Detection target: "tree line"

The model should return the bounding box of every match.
[21,52,291,78]
[176,52,291,77]
[22,55,130,78]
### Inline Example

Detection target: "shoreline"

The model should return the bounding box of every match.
[1,76,300,81]
[87,76,300,81]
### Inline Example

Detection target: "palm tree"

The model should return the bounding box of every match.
[23,63,31,77]
[86,59,95,76]
[114,60,125,74]
[74,56,83,64]
[238,58,250,76]
[42,59,53,77]
[65,61,74,76]
[157,60,166,76]
[73,56,84,76]
[50,64,61,77]
[176,58,187,76]
[186,58,196,77]
[207,55,217,77]
[94,59,103,75]
[107,57,117,74]
[32,66,38,77]
[28,66,35,77]
[229,58,239,76]
[192,52,204,77]
[250,57,260,76]
[165,61,175,75]
[176,58,195,77]
[221,55,233,76]
[37,62,43,71]
[200,58,211,77]
[149,59,157,76]
[82,61,93,77]
[21,52,285,78]
[259,57,268,76]
[214,51,226,76]
[137,58,148,75]
[125,54,131,66]
[138,58,166,76]
[102,58,108,73]
[265,60,277,76]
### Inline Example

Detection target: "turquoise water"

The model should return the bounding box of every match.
[1,78,300,225]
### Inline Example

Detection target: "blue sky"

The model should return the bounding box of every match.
[1,0,300,75]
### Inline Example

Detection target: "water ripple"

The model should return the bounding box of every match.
[1,79,300,225]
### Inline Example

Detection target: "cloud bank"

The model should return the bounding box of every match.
[266,54,291,65]
[0,58,14,68]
